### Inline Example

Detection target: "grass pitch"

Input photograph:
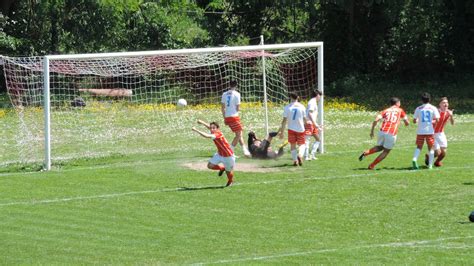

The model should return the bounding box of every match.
[0,109,473,264]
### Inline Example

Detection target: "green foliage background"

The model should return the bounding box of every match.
[1,0,473,110]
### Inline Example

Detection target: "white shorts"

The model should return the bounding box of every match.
[434,132,448,150]
[376,131,397,149]
[209,153,235,171]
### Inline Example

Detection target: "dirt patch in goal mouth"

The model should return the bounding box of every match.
[183,162,279,173]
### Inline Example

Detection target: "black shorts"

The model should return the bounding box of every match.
[252,140,271,159]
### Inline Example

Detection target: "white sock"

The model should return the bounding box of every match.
[243,145,250,154]
[412,148,421,161]
[291,149,297,161]
[298,144,306,158]
[428,149,435,166]
[311,141,320,156]
[304,137,310,158]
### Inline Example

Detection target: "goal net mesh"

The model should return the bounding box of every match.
[2,47,319,166]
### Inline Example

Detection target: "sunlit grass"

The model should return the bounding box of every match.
[0,100,473,264]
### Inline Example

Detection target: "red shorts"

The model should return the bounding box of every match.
[416,135,435,149]
[288,129,306,145]
[304,123,319,136]
[224,116,242,133]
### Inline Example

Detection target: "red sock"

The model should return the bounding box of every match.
[365,147,379,156]
[211,165,224,171]
[226,172,234,182]
[435,153,445,164]
[371,156,383,167]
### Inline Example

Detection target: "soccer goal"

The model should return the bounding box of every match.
[2,42,324,170]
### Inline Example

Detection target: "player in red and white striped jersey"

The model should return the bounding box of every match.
[278,92,308,166]
[359,97,409,169]
[412,92,440,169]
[425,97,454,167]
[192,120,235,187]
[221,80,251,157]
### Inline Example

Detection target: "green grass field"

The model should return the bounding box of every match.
[0,107,473,264]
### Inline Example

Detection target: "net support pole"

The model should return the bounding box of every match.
[43,57,52,170]
[318,44,324,153]
[260,35,269,136]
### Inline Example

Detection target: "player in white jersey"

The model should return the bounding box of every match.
[412,92,440,169]
[304,89,323,161]
[278,92,308,166]
[221,80,251,157]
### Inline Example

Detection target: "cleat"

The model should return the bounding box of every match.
[293,161,298,166]
[368,165,375,170]
[297,156,303,166]
[428,165,433,170]
[218,169,225,177]
[311,155,318,160]
[424,154,429,166]
[243,151,252,158]
[434,161,442,167]
[412,160,419,170]
[305,156,312,161]
[358,152,366,161]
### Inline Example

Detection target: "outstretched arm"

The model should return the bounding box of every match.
[197,119,210,129]
[278,117,287,139]
[403,117,410,126]
[370,114,382,139]
[192,127,213,139]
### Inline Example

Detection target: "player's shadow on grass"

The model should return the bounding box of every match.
[353,166,413,171]
[263,163,297,168]
[176,185,226,191]
[463,182,474,186]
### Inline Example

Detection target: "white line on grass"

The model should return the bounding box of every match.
[0,165,472,207]
[192,236,474,265]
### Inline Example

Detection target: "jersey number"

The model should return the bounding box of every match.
[386,111,398,123]
[421,110,431,122]
[292,109,298,120]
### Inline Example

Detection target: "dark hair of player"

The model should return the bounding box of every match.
[421,92,431,103]
[247,131,258,153]
[210,122,220,128]
[311,89,322,98]
[229,80,237,88]
[289,92,299,101]
[390,97,400,106]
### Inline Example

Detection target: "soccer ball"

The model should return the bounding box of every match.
[177,98,187,107]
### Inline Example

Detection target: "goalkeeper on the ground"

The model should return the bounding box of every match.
[247,131,288,159]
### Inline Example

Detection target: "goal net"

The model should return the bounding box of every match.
[2,42,323,169]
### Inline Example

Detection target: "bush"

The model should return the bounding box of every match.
[326,74,474,113]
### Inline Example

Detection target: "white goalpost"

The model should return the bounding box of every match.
[3,42,324,170]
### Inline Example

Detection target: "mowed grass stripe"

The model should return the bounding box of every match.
[193,236,474,265]
[1,165,472,207]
